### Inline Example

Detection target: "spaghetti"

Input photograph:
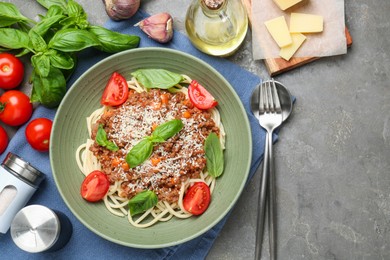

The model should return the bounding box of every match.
[76,73,225,228]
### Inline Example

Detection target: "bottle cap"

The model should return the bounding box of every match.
[10,205,72,253]
[2,153,45,188]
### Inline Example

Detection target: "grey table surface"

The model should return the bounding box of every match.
[1,1,390,259]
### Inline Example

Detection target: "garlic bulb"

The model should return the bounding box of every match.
[103,0,140,21]
[136,13,173,43]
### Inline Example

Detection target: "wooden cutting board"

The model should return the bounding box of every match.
[241,0,353,76]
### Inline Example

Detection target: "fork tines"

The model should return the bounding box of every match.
[259,79,282,114]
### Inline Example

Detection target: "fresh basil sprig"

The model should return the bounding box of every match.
[131,69,184,89]
[128,190,158,216]
[0,0,140,108]
[205,132,224,178]
[126,119,184,168]
[96,124,119,151]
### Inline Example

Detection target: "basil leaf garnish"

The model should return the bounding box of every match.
[131,69,184,89]
[151,119,184,141]
[205,132,224,178]
[126,139,154,168]
[48,28,100,52]
[95,124,119,151]
[128,190,158,216]
[126,119,184,168]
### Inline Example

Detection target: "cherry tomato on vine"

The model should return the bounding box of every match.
[25,118,52,152]
[0,53,24,90]
[80,170,110,202]
[188,80,218,110]
[100,72,129,106]
[0,125,8,155]
[0,90,33,126]
[183,182,211,215]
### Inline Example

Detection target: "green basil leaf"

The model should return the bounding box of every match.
[146,135,165,143]
[96,124,119,151]
[67,0,87,20]
[31,54,51,77]
[131,69,184,89]
[30,67,66,108]
[126,139,154,168]
[48,28,99,52]
[36,0,68,12]
[151,119,183,141]
[128,190,158,216]
[29,30,47,52]
[49,50,74,70]
[87,25,140,53]
[205,132,224,178]
[32,15,64,36]
[0,2,30,27]
[0,28,30,49]
[46,5,64,17]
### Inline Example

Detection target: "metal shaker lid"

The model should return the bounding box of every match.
[10,205,60,253]
[2,152,45,188]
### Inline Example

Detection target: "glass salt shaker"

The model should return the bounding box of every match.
[185,0,248,57]
[0,152,45,237]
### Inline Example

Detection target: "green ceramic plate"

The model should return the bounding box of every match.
[50,47,252,248]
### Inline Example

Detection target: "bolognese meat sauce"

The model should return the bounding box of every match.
[90,89,219,203]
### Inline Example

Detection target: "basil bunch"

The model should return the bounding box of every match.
[126,119,184,168]
[0,0,140,108]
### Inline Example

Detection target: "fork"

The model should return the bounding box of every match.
[255,79,283,260]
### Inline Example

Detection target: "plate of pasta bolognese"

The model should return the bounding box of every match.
[50,47,252,248]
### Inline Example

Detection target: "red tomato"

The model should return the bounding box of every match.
[100,72,129,106]
[0,125,8,155]
[25,118,52,152]
[80,170,110,202]
[183,182,211,215]
[188,80,218,110]
[0,53,24,90]
[0,90,33,126]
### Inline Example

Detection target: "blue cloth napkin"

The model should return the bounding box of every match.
[0,11,266,259]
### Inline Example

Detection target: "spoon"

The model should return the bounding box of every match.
[250,80,293,260]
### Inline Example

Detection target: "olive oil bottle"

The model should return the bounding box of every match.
[185,0,248,57]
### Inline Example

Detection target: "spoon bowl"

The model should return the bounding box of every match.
[251,80,293,122]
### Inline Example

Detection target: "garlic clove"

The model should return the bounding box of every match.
[103,0,140,21]
[137,13,173,43]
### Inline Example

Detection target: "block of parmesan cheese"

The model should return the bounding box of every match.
[279,33,306,61]
[264,16,292,48]
[290,13,324,33]
[272,0,306,11]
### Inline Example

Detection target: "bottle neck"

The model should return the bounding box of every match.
[200,0,228,16]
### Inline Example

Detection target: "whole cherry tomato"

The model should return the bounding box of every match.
[0,90,33,126]
[188,80,218,110]
[0,125,8,154]
[80,170,110,202]
[25,118,52,152]
[101,72,129,106]
[0,53,24,90]
[183,182,211,215]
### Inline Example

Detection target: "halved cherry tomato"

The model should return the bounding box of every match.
[100,72,129,106]
[81,170,110,202]
[0,125,8,155]
[183,182,211,215]
[25,118,52,152]
[188,80,218,110]
[0,90,33,126]
[0,53,24,90]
